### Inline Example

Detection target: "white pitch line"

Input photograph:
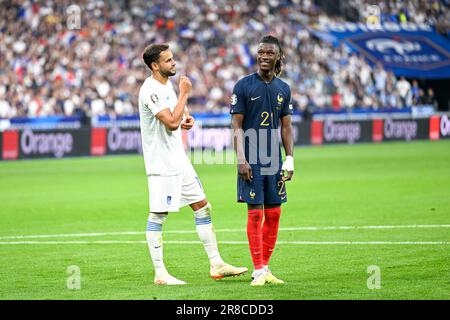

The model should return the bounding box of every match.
[0,231,144,240]
[280,224,450,231]
[0,240,450,245]
[1,224,450,240]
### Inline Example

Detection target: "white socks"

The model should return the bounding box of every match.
[252,268,265,278]
[194,203,224,267]
[146,213,168,278]
[146,203,224,278]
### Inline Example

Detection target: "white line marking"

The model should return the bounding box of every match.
[0,240,149,245]
[1,224,449,240]
[0,231,144,240]
[280,224,450,231]
[0,240,449,245]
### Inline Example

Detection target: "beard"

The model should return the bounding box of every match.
[161,69,176,77]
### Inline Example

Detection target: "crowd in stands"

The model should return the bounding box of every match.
[0,0,446,120]
[344,0,449,36]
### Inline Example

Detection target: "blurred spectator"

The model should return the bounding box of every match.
[331,91,342,111]
[342,83,357,109]
[411,80,421,105]
[374,63,388,96]
[0,94,15,118]
[418,89,427,104]
[396,76,412,108]
[424,88,438,110]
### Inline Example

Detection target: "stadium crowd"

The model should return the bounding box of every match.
[344,0,449,36]
[0,0,446,119]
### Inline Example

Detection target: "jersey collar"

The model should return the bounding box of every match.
[255,71,276,84]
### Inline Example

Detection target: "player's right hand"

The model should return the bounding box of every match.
[238,161,253,183]
[179,76,192,95]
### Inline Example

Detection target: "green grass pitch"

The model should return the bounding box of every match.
[0,140,449,300]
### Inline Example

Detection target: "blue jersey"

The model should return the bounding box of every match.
[230,72,293,172]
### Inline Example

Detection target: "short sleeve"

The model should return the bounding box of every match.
[142,88,167,116]
[230,80,246,115]
[280,87,293,118]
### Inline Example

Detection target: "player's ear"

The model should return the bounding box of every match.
[151,61,159,72]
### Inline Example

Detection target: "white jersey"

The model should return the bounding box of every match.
[138,76,188,176]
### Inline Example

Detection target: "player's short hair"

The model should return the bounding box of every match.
[260,35,285,77]
[143,44,170,71]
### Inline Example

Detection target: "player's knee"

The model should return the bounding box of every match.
[248,208,263,223]
[148,212,168,226]
[264,206,281,219]
[194,202,212,220]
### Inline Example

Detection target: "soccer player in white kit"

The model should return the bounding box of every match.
[139,44,248,285]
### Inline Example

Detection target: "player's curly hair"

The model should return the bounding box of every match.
[260,35,285,77]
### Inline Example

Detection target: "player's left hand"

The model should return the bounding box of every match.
[181,115,195,130]
[281,155,294,181]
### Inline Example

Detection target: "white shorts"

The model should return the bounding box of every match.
[147,163,206,212]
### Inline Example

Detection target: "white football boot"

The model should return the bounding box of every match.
[264,269,285,285]
[210,263,248,279]
[250,269,267,286]
[154,273,187,285]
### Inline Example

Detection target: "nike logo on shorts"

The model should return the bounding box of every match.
[251,96,261,101]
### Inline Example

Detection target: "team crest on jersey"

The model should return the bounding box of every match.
[277,93,284,110]
[151,93,159,104]
[231,94,237,106]
[249,190,256,199]
[277,93,284,104]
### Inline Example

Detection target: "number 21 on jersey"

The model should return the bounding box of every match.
[260,111,273,126]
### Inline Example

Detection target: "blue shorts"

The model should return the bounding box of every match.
[237,166,287,205]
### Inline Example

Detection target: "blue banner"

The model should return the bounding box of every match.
[8,115,82,129]
[312,22,450,79]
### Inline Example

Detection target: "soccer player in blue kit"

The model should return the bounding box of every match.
[230,35,295,286]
